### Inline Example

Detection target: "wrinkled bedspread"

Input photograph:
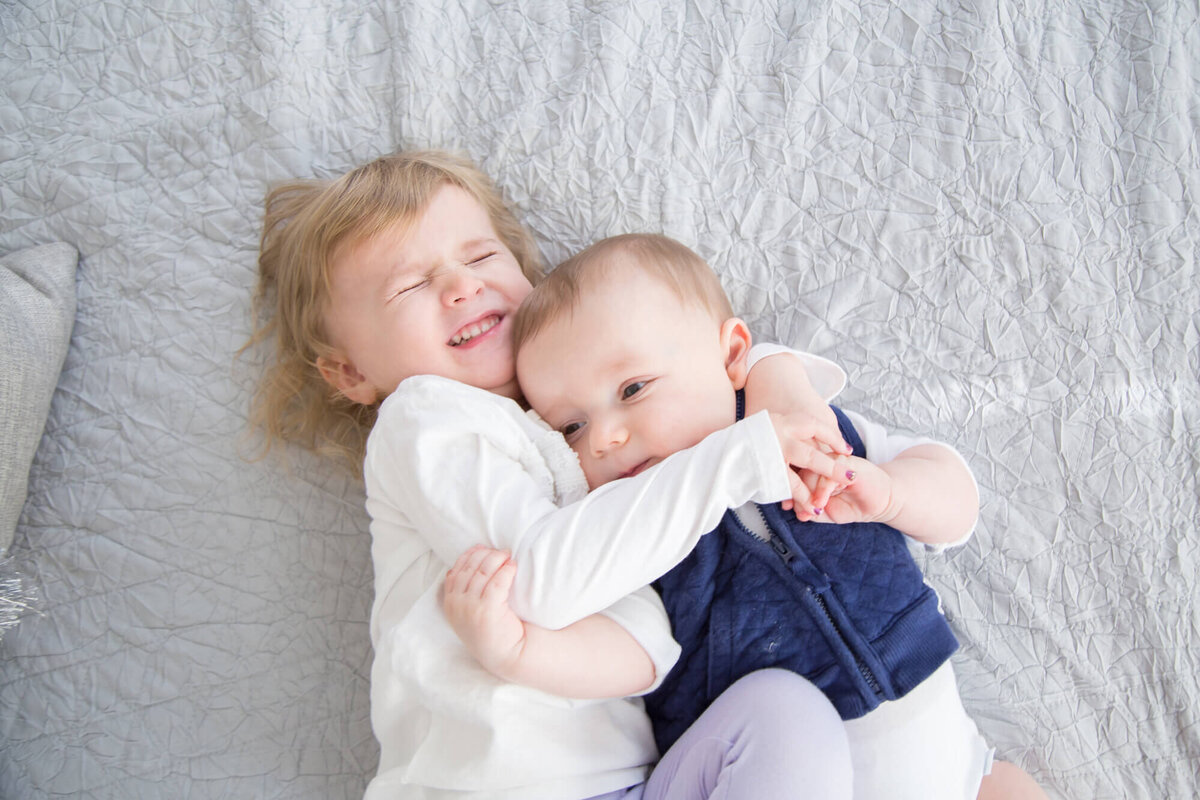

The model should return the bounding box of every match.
[1,1,1197,797]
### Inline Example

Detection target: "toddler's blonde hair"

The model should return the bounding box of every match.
[246,150,543,473]
[512,233,733,353]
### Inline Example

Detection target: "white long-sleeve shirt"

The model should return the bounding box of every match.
[361,370,812,799]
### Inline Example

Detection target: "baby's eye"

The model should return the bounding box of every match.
[560,421,585,439]
[621,381,647,400]
[467,252,497,266]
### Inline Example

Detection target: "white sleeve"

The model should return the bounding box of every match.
[746,343,847,402]
[598,587,682,695]
[841,408,978,550]
[367,377,792,630]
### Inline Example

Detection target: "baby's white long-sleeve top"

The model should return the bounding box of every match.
[359,356,842,800]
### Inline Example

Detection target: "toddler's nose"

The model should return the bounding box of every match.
[439,263,485,305]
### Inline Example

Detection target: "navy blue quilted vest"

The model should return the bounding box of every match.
[645,403,959,754]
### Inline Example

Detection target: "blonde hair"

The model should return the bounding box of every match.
[512,233,733,352]
[245,150,543,473]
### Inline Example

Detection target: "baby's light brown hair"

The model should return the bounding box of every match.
[512,233,734,355]
[246,150,543,473]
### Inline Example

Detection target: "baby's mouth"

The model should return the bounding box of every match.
[619,460,652,480]
[449,314,500,346]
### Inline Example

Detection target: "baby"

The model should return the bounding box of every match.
[446,233,1047,799]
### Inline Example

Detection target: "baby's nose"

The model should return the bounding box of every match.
[590,419,628,456]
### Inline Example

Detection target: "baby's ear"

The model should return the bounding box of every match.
[720,318,752,390]
[317,354,378,406]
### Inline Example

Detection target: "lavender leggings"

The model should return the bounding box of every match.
[590,669,853,800]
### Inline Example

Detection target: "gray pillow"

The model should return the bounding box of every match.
[0,242,78,552]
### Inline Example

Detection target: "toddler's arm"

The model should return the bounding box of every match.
[373,377,822,630]
[744,348,852,514]
[744,349,841,431]
[442,546,663,698]
[371,365,853,631]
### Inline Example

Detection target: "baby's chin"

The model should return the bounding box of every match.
[585,459,656,490]
[581,469,610,491]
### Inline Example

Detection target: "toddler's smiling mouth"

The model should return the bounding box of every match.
[450,315,501,346]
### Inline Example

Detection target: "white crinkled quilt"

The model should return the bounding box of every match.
[1,1,1197,797]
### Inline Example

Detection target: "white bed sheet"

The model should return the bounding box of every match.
[1,1,1197,797]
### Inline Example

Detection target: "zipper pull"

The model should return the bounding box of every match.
[768,534,795,564]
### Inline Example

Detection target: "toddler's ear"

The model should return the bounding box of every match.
[317,355,379,406]
[720,318,752,390]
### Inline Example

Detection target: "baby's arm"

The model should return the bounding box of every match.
[442,546,662,698]
[808,412,980,546]
[871,443,978,545]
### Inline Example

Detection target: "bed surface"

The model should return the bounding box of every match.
[2,1,1197,797]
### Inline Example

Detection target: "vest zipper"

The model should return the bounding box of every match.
[807,581,884,698]
[757,508,884,699]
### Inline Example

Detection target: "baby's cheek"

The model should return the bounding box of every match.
[679,412,726,451]
[572,449,603,490]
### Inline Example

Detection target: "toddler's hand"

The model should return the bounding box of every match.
[442,545,527,679]
[768,410,855,514]
[792,456,894,525]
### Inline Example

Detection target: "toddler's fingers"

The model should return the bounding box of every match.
[787,471,818,519]
[821,456,859,500]
[786,467,840,522]
[811,420,853,457]
[808,473,843,513]
[477,548,511,576]
[788,414,851,457]
[464,549,511,597]
[782,475,820,511]
[445,547,483,595]
[443,567,461,597]
[453,544,492,575]
[771,414,850,468]
[481,560,517,605]
[782,442,846,484]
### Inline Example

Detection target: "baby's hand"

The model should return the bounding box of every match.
[442,545,527,679]
[792,456,893,525]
